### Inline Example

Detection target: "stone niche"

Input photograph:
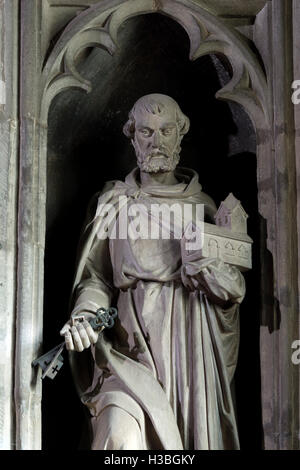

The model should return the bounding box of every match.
[44,12,262,450]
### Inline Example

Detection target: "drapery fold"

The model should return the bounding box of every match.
[68,167,245,449]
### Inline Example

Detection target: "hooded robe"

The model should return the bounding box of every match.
[69,167,245,450]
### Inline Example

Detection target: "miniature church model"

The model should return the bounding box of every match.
[201,193,252,272]
[214,193,248,234]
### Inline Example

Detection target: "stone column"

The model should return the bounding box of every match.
[293,0,300,449]
[269,0,299,449]
[14,0,46,450]
[255,0,300,450]
[0,0,19,450]
[293,0,300,324]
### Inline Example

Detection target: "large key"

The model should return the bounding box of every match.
[32,307,117,380]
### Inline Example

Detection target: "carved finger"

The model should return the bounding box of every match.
[60,323,71,336]
[83,320,99,345]
[64,330,74,351]
[77,322,91,349]
[71,326,84,352]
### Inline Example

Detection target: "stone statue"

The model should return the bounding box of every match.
[60,94,246,450]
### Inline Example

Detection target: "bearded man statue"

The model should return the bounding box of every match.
[60,94,245,450]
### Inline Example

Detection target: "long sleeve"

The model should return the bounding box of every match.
[68,191,117,401]
[70,189,117,319]
[181,249,246,307]
[71,237,115,317]
[180,245,245,389]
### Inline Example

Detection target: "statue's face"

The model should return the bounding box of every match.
[132,106,181,173]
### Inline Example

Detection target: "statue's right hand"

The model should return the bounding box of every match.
[60,313,99,352]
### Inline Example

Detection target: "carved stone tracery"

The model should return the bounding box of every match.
[41,0,270,131]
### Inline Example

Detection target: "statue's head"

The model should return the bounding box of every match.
[123,94,190,173]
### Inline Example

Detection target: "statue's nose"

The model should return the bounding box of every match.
[152,131,161,148]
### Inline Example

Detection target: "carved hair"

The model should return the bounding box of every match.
[123,94,190,138]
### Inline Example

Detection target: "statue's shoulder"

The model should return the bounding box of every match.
[90,179,120,207]
[100,179,119,195]
[82,180,120,224]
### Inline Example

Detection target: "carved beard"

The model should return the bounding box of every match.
[133,141,182,174]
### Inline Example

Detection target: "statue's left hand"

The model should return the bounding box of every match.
[60,313,99,352]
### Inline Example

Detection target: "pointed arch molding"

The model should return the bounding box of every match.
[40,0,271,130]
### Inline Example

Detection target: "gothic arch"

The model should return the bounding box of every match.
[40,0,271,133]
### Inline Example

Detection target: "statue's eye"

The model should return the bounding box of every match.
[162,128,173,136]
[140,129,151,136]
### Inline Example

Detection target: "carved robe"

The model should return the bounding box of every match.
[69,167,245,450]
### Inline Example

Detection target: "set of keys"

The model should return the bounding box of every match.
[32,307,117,380]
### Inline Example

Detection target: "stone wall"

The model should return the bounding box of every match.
[0,0,19,450]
